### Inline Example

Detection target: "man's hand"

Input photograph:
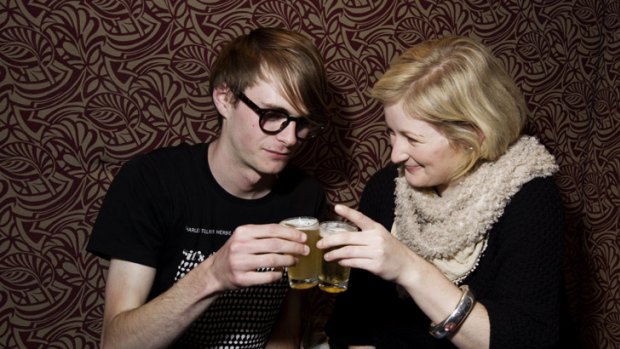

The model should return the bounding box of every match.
[202,223,310,291]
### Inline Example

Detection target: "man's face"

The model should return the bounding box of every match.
[219,78,306,176]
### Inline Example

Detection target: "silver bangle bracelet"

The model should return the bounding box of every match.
[428,285,476,339]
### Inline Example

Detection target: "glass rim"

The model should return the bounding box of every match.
[280,216,319,228]
[319,220,357,235]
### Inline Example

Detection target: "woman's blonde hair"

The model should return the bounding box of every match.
[371,36,527,179]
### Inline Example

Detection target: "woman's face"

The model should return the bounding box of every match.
[384,100,467,195]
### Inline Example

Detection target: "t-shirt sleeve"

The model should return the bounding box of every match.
[86,156,167,267]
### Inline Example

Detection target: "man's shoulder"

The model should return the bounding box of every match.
[122,143,207,171]
[136,142,206,162]
[274,165,323,193]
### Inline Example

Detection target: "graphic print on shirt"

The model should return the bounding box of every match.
[175,249,208,281]
[172,233,289,348]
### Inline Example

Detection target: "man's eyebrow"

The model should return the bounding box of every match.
[262,101,305,117]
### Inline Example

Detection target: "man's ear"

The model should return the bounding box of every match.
[212,85,233,118]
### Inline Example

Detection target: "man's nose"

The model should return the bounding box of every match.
[276,121,298,145]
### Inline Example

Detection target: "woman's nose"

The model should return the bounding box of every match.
[390,136,409,164]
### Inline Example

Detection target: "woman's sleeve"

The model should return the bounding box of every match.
[482,177,566,348]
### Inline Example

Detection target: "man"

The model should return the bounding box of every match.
[87,27,329,349]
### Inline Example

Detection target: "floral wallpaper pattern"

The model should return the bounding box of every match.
[0,1,618,348]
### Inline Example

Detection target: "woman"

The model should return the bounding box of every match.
[320,36,565,348]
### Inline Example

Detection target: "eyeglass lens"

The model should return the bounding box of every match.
[236,91,321,140]
[260,111,317,139]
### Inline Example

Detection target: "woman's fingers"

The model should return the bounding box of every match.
[333,204,376,230]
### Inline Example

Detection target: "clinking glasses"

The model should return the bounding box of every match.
[235,91,324,140]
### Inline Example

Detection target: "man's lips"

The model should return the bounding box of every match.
[265,148,291,158]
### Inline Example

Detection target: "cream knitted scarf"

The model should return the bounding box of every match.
[393,136,558,283]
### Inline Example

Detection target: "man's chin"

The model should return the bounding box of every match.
[259,162,288,175]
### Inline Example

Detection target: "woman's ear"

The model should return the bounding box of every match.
[476,127,485,144]
[212,85,233,118]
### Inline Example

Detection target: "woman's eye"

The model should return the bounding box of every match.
[406,136,418,144]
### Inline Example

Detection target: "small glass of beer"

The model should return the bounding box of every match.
[319,221,357,293]
[280,216,320,289]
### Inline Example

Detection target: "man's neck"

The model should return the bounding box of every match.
[207,140,276,200]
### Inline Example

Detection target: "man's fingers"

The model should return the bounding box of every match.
[228,235,309,257]
[237,224,307,243]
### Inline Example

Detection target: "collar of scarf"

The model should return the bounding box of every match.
[393,136,558,282]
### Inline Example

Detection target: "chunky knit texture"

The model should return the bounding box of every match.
[326,163,566,348]
[393,136,558,282]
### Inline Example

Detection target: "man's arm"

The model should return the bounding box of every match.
[100,223,310,349]
[101,258,221,349]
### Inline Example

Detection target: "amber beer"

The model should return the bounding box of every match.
[280,217,320,289]
[319,221,357,293]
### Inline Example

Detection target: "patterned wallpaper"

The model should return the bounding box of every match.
[0,1,618,348]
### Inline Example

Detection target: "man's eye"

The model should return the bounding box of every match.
[295,118,310,128]
[264,111,288,121]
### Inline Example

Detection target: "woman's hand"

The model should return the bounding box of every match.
[317,204,419,284]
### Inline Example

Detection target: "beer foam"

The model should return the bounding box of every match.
[281,216,318,228]
[319,221,356,236]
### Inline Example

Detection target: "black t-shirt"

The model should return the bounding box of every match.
[87,142,326,348]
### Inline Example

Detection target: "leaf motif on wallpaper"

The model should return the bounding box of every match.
[84,92,159,160]
[0,26,54,68]
[86,0,147,36]
[581,169,620,227]
[325,58,373,114]
[591,88,620,145]
[393,17,435,48]
[170,44,210,82]
[88,0,147,19]
[0,141,55,186]
[128,70,191,142]
[514,32,565,91]
[605,311,620,341]
[562,81,592,133]
[0,252,55,304]
[87,0,171,59]
[40,4,108,71]
[41,325,99,349]
[312,155,362,206]
[253,1,302,29]
[84,92,142,141]
[340,0,396,25]
[43,117,102,173]
[515,32,550,62]
[83,295,105,337]
[0,27,84,106]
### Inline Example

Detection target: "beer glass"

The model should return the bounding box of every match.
[319,221,357,293]
[280,216,320,289]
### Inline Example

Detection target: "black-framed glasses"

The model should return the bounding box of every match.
[235,91,324,140]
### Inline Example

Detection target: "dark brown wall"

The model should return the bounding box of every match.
[0,1,618,348]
